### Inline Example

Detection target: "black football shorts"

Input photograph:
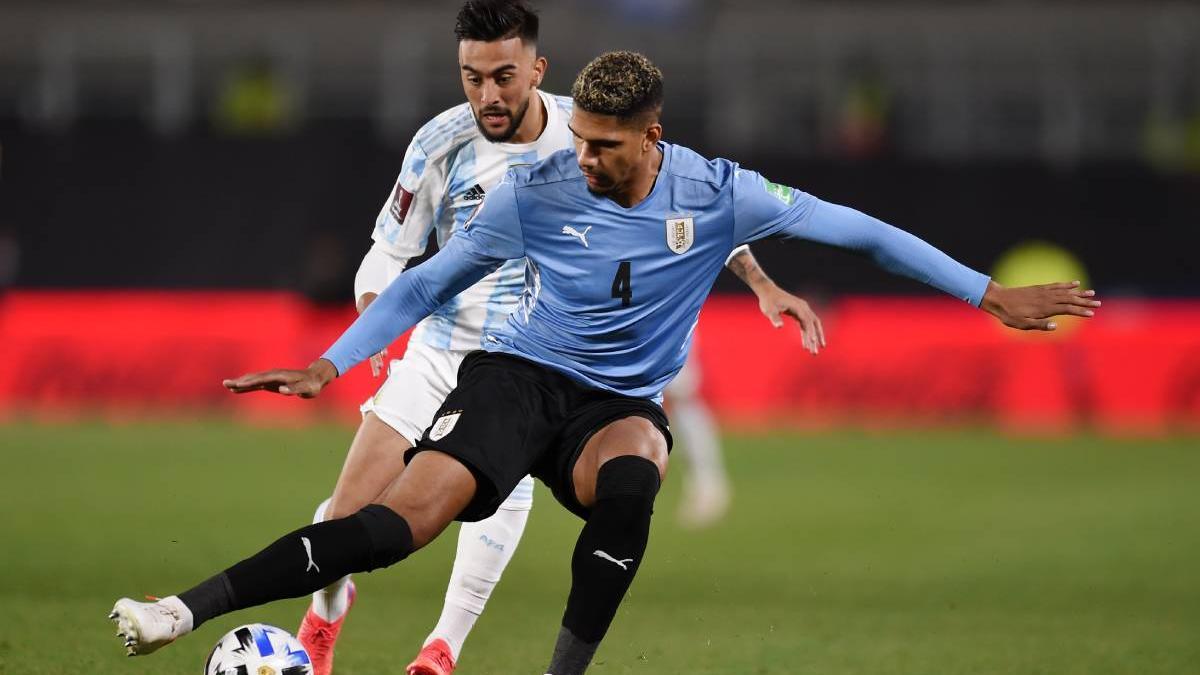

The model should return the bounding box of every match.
[409,351,672,521]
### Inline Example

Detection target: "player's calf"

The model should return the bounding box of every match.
[547,454,661,675]
[110,504,416,658]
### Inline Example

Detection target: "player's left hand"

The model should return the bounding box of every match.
[223,359,338,398]
[757,284,826,355]
[981,280,1100,331]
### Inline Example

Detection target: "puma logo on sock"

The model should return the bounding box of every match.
[592,549,633,570]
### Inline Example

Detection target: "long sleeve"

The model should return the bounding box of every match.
[322,173,527,374]
[732,168,990,306]
[353,242,409,302]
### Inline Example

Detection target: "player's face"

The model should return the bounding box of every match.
[459,37,546,143]
[570,109,662,195]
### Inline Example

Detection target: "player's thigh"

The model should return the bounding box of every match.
[416,352,561,523]
[571,414,671,510]
[328,343,467,520]
[327,413,412,520]
[375,449,478,549]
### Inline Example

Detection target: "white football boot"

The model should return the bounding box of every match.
[109,596,193,656]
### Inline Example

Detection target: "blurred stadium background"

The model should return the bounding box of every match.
[0,2,1197,674]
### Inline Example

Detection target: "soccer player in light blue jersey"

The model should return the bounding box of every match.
[112,51,1099,674]
[297,3,817,674]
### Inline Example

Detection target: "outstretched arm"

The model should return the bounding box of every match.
[732,170,1099,330]
[223,235,506,397]
[797,201,1098,330]
[224,172,528,398]
[725,245,825,354]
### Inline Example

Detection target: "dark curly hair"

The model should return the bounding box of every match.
[454,0,539,45]
[571,51,664,122]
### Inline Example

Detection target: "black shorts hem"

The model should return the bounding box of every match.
[540,404,672,521]
[404,443,504,522]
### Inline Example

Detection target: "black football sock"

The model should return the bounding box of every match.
[178,504,412,628]
[546,455,661,675]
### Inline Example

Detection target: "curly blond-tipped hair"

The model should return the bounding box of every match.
[571,51,663,120]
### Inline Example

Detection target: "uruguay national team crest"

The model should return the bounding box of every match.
[428,410,462,441]
[666,216,694,254]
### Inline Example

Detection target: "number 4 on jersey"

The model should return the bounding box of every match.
[611,261,632,307]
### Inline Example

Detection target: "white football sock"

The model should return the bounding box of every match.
[671,390,728,490]
[309,497,354,622]
[424,504,531,661]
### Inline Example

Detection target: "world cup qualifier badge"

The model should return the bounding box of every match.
[762,178,795,206]
[389,184,415,224]
[666,216,694,254]
[428,410,463,441]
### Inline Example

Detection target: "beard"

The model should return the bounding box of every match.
[474,96,531,143]
[584,180,612,195]
[581,169,616,195]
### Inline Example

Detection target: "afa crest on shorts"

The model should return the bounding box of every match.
[666,216,694,254]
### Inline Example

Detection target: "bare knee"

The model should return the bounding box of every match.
[325,414,412,521]
[323,496,355,522]
[573,416,669,507]
[599,416,669,476]
[327,483,390,521]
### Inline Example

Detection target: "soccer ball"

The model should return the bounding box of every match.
[204,623,313,675]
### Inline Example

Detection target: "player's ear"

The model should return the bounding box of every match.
[532,55,548,88]
[643,123,662,151]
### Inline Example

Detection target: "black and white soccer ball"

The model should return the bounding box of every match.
[204,623,313,675]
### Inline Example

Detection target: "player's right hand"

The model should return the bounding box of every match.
[223,359,338,398]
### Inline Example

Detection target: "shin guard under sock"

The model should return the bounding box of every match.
[547,455,661,674]
[179,504,412,628]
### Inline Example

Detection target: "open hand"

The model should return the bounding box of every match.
[757,284,826,355]
[223,359,338,398]
[981,280,1100,331]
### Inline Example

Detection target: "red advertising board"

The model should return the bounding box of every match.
[1,291,1197,434]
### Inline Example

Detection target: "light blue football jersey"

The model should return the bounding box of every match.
[324,142,990,400]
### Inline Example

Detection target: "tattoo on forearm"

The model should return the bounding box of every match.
[728,250,769,286]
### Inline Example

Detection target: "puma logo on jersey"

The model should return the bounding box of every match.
[593,549,634,570]
[562,225,592,248]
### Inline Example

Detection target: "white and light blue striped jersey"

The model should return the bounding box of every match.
[370,89,574,351]
[327,142,991,400]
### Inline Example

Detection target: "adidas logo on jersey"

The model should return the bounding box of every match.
[460,184,487,204]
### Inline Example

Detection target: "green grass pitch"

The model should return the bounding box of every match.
[1,422,1197,674]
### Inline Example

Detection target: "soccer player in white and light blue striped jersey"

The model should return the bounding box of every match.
[115,51,1098,675]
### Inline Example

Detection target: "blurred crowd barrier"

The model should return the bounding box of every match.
[2,3,1199,164]
[2,291,1196,436]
